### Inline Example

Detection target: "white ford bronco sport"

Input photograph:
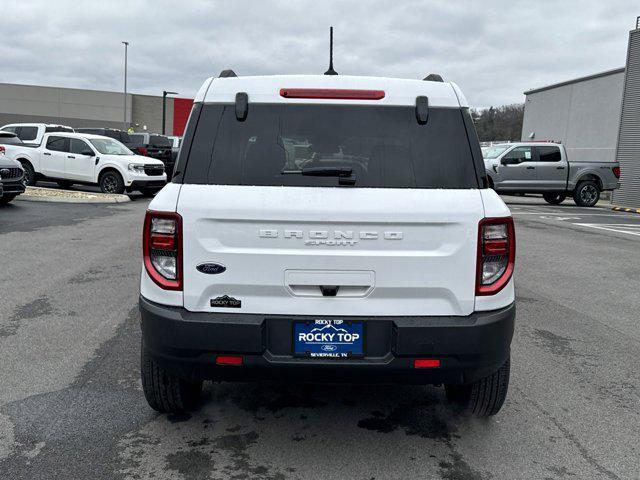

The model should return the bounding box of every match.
[139,71,516,417]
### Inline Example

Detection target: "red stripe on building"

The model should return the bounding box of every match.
[172,97,194,136]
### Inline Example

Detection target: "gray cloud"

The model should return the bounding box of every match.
[2,0,637,107]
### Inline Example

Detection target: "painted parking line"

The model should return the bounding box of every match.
[572,223,640,237]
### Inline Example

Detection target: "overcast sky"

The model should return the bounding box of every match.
[3,1,638,107]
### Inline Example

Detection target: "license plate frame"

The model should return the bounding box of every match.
[293,319,365,358]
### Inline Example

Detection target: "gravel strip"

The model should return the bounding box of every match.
[17,187,130,204]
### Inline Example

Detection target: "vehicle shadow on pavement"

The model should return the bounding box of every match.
[118,381,490,480]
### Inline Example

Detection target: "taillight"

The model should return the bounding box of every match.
[143,211,182,290]
[612,166,621,179]
[0,146,5,155]
[279,88,385,100]
[137,147,148,156]
[476,217,515,296]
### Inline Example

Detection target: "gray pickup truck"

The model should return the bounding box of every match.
[483,142,620,207]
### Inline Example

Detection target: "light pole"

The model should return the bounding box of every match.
[162,90,178,135]
[122,41,129,131]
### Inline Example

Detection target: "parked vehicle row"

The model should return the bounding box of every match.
[1,131,166,195]
[1,123,182,184]
[483,141,620,207]
[0,131,26,205]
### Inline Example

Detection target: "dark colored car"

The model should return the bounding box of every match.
[0,132,26,205]
[74,127,134,148]
[129,133,175,177]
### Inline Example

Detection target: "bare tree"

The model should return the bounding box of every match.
[471,104,524,142]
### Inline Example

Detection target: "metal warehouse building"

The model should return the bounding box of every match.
[0,83,194,136]
[522,19,640,208]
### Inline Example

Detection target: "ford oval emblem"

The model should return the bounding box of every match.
[196,263,226,275]
[321,344,338,352]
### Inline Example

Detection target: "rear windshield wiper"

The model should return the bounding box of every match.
[282,166,356,185]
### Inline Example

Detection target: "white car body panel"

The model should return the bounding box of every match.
[176,185,486,316]
[203,75,463,107]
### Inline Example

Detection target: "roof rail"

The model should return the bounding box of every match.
[423,74,444,82]
[219,69,237,78]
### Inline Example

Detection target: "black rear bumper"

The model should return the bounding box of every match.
[140,296,515,385]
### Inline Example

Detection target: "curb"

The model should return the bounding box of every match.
[612,206,640,215]
[15,187,130,204]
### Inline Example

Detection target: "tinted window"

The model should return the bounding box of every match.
[2,126,18,134]
[46,136,69,152]
[183,104,478,189]
[76,128,100,135]
[69,138,92,154]
[17,126,38,141]
[129,134,145,143]
[503,146,532,162]
[150,135,171,147]
[537,146,561,162]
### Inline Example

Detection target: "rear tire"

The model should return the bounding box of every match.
[573,180,600,207]
[445,356,510,417]
[543,193,566,205]
[141,343,203,413]
[99,170,125,194]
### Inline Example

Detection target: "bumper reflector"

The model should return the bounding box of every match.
[216,355,243,366]
[414,359,441,369]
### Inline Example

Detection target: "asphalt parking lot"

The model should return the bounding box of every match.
[1,195,639,480]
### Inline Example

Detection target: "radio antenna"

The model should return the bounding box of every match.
[324,27,338,75]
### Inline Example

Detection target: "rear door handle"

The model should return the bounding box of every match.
[526,166,535,170]
[43,152,51,156]
[67,155,75,159]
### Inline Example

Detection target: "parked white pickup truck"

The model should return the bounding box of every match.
[483,142,620,206]
[0,123,75,146]
[2,132,167,194]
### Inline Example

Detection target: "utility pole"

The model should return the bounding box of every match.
[162,90,178,135]
[122,41,129,131]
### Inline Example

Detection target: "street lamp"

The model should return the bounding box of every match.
[162,90,179,135]
[122,41,129,131]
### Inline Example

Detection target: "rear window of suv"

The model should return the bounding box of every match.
[182,104,479,189]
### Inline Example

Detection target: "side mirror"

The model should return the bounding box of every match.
[81,149,95,156]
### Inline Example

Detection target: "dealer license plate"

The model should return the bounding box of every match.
[294,319,364,358]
